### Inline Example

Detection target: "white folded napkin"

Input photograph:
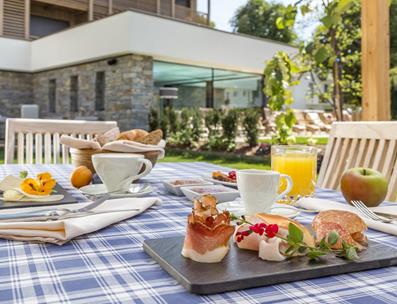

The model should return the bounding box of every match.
[60,135,102,150]
[0,197,160,245]
[102,139,166,159]
[299,197,397,236]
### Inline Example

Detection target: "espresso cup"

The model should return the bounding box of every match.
[92,153,152,193]
[236,169,293,215]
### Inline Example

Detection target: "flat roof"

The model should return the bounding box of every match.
[0,10,298,73]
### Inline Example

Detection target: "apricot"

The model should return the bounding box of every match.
[70,166,92,188]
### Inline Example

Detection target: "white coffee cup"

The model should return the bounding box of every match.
[237,169,293,215]
[92,153,153,193]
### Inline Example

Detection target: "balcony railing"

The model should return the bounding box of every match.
[0,0,210,40]
[85,0,210,26]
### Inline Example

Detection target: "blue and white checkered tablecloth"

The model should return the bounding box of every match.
[1,162,397,304]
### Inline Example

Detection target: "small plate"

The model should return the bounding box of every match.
[216,200,300,218]
[202,175,238,188]
[163,178,213,196]
[181,185,240,203]
[80,184,153,197]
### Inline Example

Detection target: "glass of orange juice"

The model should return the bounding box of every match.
[271,145,317,198]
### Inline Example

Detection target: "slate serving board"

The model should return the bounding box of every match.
[0,184,77,209]
[143,236,397,295]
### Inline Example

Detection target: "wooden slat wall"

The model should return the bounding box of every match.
[4,0,25,39]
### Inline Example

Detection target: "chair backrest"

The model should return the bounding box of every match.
[5,118,118,164]
[306,112,322,124]
[317,122,397,201]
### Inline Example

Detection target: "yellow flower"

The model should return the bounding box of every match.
[20,172,56,196]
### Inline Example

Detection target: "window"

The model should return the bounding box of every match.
[48,79,56,113]
[176,0,190,7]
[95,71,105,111]
[30,15,69,38]
[70,75,79,112]
[153,61,262,109]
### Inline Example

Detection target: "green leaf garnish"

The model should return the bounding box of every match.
[19,171,28,179]
[288,223,303,243]
[327,231,339,246]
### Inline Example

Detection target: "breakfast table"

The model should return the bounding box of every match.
[1,162,397,304]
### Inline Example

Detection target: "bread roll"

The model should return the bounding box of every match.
[255,213,315,247]
[117,129,148,141]
[135,129,163,145]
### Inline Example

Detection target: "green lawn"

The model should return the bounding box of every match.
[160,154,271,170]
[260,136,329,145]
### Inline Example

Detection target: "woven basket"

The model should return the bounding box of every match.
[70,148,161,173]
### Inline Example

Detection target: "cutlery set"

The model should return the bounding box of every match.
[0,193,141,222]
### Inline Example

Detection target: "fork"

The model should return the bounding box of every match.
[350,200,394,223]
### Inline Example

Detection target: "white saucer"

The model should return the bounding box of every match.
[216,200,300,218]
[80,184,153,197]
[202,175,238,188]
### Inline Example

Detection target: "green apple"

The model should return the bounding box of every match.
[340,168,389,207]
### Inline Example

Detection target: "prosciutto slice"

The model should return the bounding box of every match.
[182,195,235,263]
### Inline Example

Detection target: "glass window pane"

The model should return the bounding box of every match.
[213,69,262,109]
[154,61,212,108]
[153,61,262,109]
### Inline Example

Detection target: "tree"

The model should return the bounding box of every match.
[271,0,361,121]
[302,0,362,119]
[230,0,297,44]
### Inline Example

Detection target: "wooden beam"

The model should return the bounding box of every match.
[156,0,160,15]
[108,0,113,15]
[24,0,30,39]
[34,0,88,12]
[171,0,175,17]
[88,0,94,21]
[0,0,3,36]
[361,0,390,121]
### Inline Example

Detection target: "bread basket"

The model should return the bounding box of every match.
[70,148,161,173]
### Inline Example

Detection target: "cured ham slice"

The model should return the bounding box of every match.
[234,223,263,251]
[312,210,367,251]
[182,195,235,263]
[234,214,315,261]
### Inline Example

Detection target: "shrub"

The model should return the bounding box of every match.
[168,108,204,149]
[191,109,203,142]
[205,109,222,137]
[204,109,224,151]
[148,107,159,131]
[243,109,261,147]
[221,109,239,151]
[168,108,179,134]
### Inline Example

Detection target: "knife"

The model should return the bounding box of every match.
[0,194,111,221]
[0,208,141,222]
[373,211,397,220]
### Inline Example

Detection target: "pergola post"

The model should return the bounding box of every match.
[361,0,390,121]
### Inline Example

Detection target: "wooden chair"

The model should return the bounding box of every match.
[292,110,307,134]
[305,112,331,132]
[294,110,320,133]
[5,118,117,164]
[317,122,397,201]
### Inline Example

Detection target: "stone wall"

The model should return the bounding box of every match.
[0,71,33,118]
[32,54,154,130]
